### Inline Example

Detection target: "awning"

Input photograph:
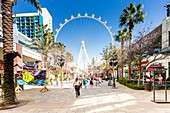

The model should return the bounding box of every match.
[141,61,148,65]
[146,63,162,71]
[146,67,156,71]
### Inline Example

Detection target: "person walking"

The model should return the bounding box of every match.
[73,78,81,98]
[99,77,102,87]
[83,78,88,89]
[90,78,93,86]
[95,77,99,87]
[55,76,58,86]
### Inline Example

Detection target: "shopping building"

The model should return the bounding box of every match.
[14,8,52,39]
[0,17,42,74]
[130,5,170,78]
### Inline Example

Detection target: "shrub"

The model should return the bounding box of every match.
[117,78,144,90]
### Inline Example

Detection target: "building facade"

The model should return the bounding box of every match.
[14,8,52,39]
[0,17,42,74]
[133,6,170,78]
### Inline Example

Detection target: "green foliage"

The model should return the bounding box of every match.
[117,78,144,90]
[31,24,55,55]
[119,3,145,28]
[13,0,42,12]
[65,52,74,63]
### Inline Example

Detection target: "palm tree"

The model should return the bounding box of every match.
[31,24,54,92]
[56,42,66,56]
[119,3,145,80]
[32,24,54,69]
[114,28,129,78]
[2,0,41,105]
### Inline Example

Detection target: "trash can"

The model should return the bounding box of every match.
[144,82,151,91]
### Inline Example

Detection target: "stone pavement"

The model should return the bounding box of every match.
[0,80,170,113]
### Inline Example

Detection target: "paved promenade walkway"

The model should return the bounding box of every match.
[0,80,170,113]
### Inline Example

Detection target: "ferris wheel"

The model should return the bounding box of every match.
[55,13,115,74]
[55,13,114,44]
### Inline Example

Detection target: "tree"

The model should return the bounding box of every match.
[65,52,74,64]
[55,42,66,87]
[100,43,118,78]
[31,24,54,92]
[114,28,129,78]
[31,24,55,69]
[2,0,41,105]
[100,45,110,77]
[119,3,145,80]
[65,52,74,77]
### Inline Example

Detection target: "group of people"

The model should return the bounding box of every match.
[146,74,163,84]
[89,77,103,87]
[73,77,103,98]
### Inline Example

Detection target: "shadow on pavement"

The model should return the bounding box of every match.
[0,100,29,110]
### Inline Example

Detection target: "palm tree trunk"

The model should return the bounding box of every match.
[61,66,63,88]
[40,53,50,92]
[2,0,17,105]
[128,24,133,80]
[121,39,124,78]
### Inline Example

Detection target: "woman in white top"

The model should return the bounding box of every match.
[73,78,81,98]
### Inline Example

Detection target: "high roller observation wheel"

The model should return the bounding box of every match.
[55,13,114,45]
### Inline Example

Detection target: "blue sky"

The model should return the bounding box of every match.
[13,0,167,65]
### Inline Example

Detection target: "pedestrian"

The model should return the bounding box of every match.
[90,78,93,85]
[55,76,58,86]
[50,78,53,85]
[83,78,88,89]
[99,77,102,86]
[95,77,99,87]
[158,75,163,84]
[73,78,81,98]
